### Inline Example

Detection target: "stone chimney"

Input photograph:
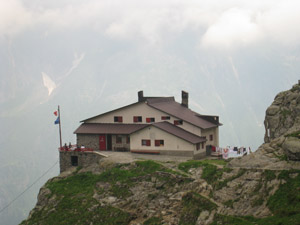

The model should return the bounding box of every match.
[138,91,144,102]
[181,91,189,108]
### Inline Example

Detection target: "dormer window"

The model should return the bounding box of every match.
[146,117,155,123]
[114,116,123,123]
[174,120,183,125]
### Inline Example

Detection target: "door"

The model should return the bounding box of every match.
[99,135,106,150]
[107,134,112,150]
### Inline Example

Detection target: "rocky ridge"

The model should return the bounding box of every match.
[229,81,300,169]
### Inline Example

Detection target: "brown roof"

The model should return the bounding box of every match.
[138,121,206,144]
[147,99,219,129]
[74,123,148,134]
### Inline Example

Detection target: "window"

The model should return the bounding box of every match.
[201,143,205,149]
[161,116,170,120]
[146,117,155,123]
[155,140,164,147]
[126,136,130,144]
[133,116,142,122]
[174,120,183,125]
[71,156,78,166]
[141,139,151,146]
[116,135,122,144]
[209,135,213,141]
[114,116,123,123]
[196,143,200,150]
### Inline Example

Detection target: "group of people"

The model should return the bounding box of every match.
[62,143,85,151]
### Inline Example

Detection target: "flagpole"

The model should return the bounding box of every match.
[58,105,62,149]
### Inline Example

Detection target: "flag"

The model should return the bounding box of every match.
[54,111,58,116]
[54,117,60,125]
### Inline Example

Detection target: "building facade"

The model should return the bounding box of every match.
[74,91,221,158]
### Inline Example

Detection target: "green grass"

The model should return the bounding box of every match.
[262,170,277,182]
[178,160,227,173]
[285,131,300,138]
[21,160,181,225]
[143,217,163,225]
[179,192,217,225]
[215,169,246,190]
[267,171,300,216]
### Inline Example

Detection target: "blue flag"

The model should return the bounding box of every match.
[54,117,60,125]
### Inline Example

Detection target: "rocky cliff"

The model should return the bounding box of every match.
[229,81,300,169]
[21,83,300,225]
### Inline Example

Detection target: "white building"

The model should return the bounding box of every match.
[74,91,221,159]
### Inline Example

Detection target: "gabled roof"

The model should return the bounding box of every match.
[150,121,206,144]
[147,99,219,129]
[74,123,148,134]
[80,93,221,129]
[81,102,142,123]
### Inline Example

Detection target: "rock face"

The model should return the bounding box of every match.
[230,82,300,168]
[264,83,300,143]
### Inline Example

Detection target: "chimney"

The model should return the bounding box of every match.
[138,91,144,102]
[181,91,189,108]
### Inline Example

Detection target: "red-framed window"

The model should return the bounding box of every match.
[155,140,164,147]
[133,116,142,122]
[114,116,123,123]
[116,135,122,143]
[141,139,151,146]
[209,135,213,141]
[174,120,183,125]
[161,116,170,120]
[146,117,155,123]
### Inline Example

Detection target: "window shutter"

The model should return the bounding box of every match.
[146,118,151,123]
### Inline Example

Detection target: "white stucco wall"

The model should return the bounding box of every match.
[201,127,219,147]
[130,126,195,152]
[85,102,203,136]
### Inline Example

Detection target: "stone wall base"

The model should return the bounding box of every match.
[59,151,106,173]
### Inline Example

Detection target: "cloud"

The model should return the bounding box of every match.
[0,0,33,37]
[201,8,262,49]
[42,72,56,96]
[1,0,300,48]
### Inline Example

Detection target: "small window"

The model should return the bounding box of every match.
[116,135,122,143]
[174,120,183,125]
[161,116,170,120]
[142,139,151,146]
[155,140,164,147]
[71,156,78,166]
[196,143,200,150]
[133,116,142,122]
[146,117,155,123]
[201,143,205,149]
[114,116,123,123]
[126,136,130,144]
[209,135,213,141]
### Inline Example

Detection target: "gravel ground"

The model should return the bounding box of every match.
[99,151,192,164]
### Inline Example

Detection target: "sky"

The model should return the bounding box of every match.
[0,0,300,224]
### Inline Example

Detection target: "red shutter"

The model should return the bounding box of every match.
[174,120,178,125]
[146,118,151,123]
[119,117,123,122]
[147,140,151,146]
[155,140,160,146]
[133,116,138,122]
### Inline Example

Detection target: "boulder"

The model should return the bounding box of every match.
[282,137,300,161]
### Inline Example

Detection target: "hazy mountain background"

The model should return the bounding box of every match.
[0,0,300,224]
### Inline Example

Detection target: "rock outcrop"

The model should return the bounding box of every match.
[230,82,300,168]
